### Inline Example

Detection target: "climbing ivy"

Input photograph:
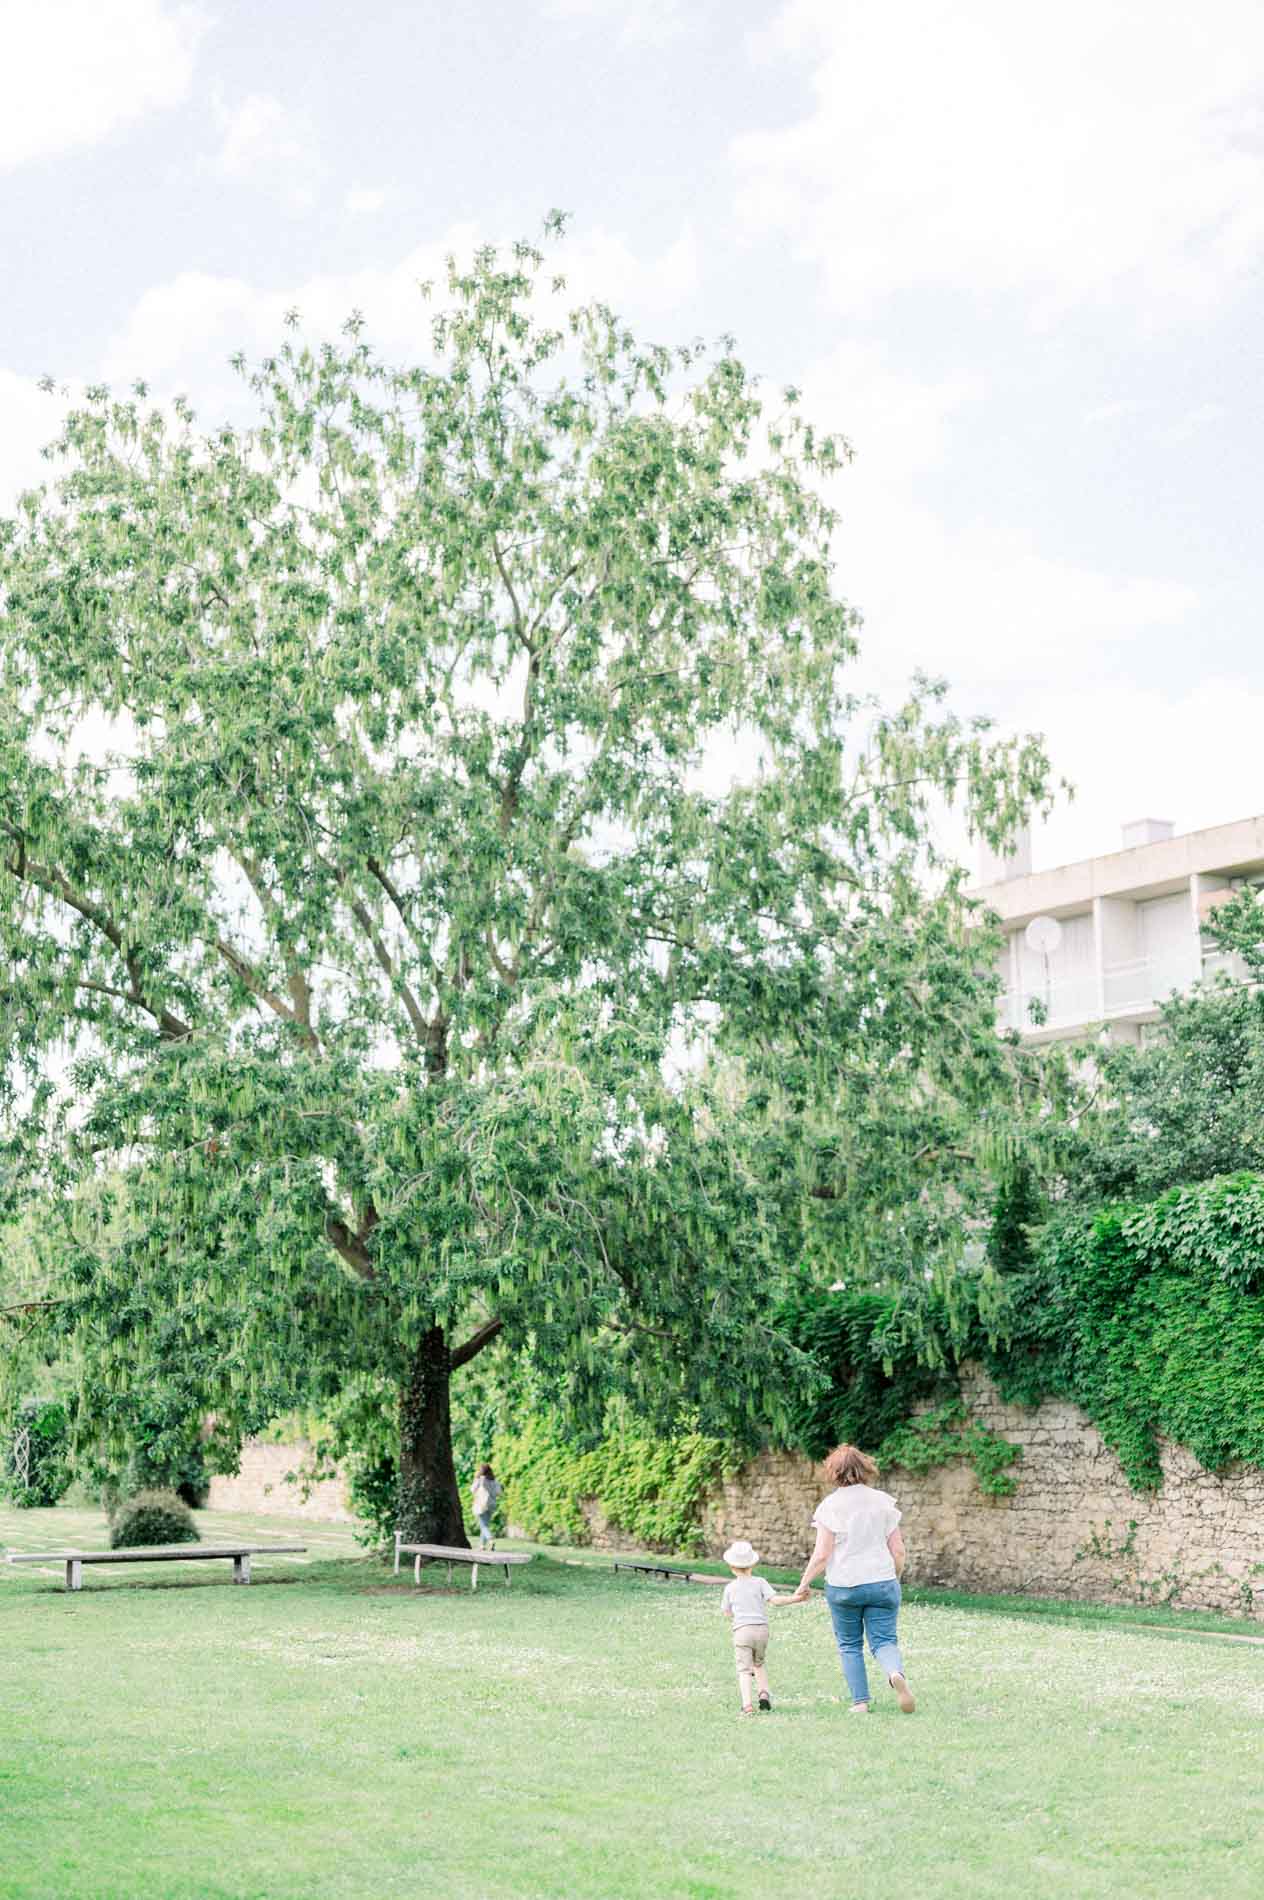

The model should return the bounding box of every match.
[496,1174,1264,1549]
[876,1399,1021,1497]
[984,1172,1264,1489]
[493,1414,729,1555]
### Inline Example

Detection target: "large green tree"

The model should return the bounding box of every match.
[1,230,1053,1541]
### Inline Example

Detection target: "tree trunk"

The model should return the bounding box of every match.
[397,1323,468,1547]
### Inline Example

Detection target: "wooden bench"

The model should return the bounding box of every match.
[5,1542,306,1592]
[393,1536,534,1591]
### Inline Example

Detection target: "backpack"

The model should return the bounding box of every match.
[472,1480,491,1516]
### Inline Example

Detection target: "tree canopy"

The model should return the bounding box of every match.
[0,229,1054,1540]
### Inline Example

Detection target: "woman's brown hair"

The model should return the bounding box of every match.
[822,1444,879,1488]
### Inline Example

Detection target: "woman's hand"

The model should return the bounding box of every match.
[787,1526,834,1604]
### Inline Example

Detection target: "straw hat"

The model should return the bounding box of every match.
[723,1540,760,1567]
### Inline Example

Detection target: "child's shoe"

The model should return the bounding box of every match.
[758,1692,772,1712]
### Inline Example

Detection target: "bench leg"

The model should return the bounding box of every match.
[394,1532,401,1576]
[414,1555,422,1587]
[233,1554,252,1585]
[471,1563,479,1591]
[66,1559,82,1592]
[504,1564,511,1586]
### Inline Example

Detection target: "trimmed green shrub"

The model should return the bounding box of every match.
[109,1488,199,1549]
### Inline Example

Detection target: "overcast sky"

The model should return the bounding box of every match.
[3,0,1261,872]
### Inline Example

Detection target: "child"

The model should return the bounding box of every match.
[720,1539,798,1717]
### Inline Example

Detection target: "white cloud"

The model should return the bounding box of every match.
[800,338,980,485]
[0,371,72,508]
[1083,399,1150,428]
[1020,676,1264,867]
[734,0,1264,318]
[1163,401,1226,445]
[842,494,1198,691]
[212,93,320,206]
[100,237,476,406]
[790,342,1196,697]
[344,186,389,215]
[541,0,690,48]
[0,0,205,172]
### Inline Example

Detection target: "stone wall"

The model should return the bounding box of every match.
[206,1439,355,1522]
[702,1366,1264,1619]
[208,1369,1264,1616]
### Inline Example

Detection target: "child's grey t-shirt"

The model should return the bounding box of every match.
[721,1575,777,1628]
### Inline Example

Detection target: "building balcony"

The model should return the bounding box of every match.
[999,949,1205,1037]
[997,971,1100,1036]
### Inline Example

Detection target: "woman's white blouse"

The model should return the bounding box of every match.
[811,1484,901,1586]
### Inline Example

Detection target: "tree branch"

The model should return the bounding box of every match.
[363,856,446,997]
[345,892,429,1044]
[499,649,540,835]
[323,1211,376,1281]
[3,827,192,1040]
[450,1315,504,1370]
[214,935,318,1052]
[235,852,316,1036]
[492,533,526,643]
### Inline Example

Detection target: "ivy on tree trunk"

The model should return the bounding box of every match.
[398,1326,466,1547]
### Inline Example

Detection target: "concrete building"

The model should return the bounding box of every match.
[970,813,1264,1044]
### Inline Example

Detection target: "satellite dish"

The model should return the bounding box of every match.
[1025,915,1062,956]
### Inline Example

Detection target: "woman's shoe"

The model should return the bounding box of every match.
[848,1702,870,1715]
[758,1692,772,1711]
[889,1672,916,1713]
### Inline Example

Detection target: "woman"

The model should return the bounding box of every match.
[470,1462,502,1550]
[790,1443,916,1715]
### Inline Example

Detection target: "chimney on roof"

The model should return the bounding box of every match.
[977,825,1032,885]
[1121,817,1174,850]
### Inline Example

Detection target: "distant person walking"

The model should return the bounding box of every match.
[790,1444,916,1716]
[471,1463,502,1549]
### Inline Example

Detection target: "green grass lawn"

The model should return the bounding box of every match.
[2,1506,1262,1900]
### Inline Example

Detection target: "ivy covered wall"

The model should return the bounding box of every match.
[497,1173,1264,1560]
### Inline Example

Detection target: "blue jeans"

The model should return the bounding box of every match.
[476,1512,494,1547]
[824,1578,905,1704]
